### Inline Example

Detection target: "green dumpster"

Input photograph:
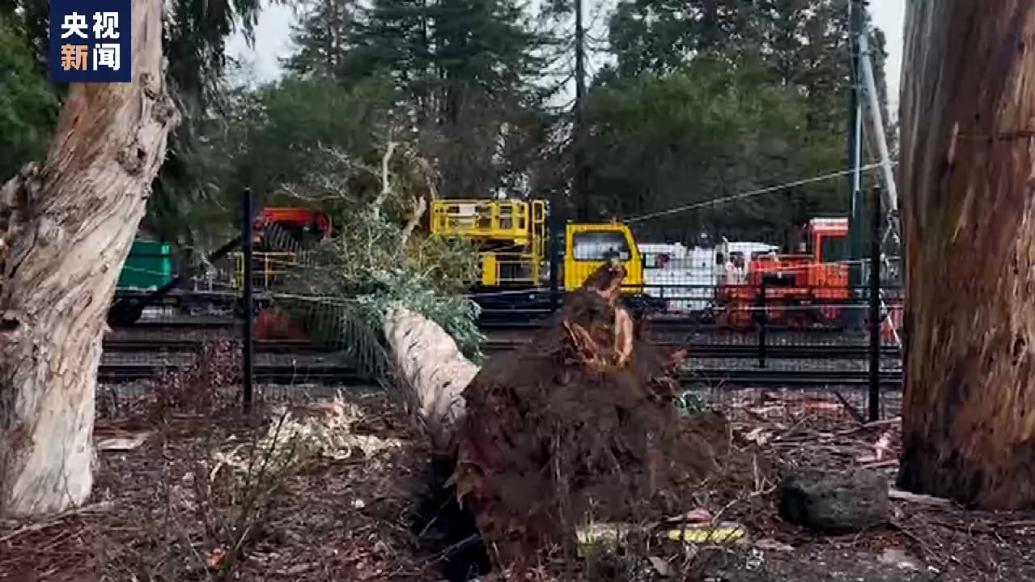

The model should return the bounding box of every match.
[117,240,173,289]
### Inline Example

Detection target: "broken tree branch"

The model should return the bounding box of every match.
[371,139,399,219]
[400,195,428,247]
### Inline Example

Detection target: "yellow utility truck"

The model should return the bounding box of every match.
[430,199,656,310]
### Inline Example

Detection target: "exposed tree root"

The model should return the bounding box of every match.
[453,261,730,570]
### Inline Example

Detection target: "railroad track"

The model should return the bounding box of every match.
[103,338,335,353]
[100,362,901,387]
[99,363,365,383]
[115,315,869,336]
[103,337,900,359]
[482,340,900,359]
[685,368,901,388]
[102,327,903,387]
[114,319,239,329]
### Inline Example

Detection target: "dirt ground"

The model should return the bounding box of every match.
[1,388,1034,581]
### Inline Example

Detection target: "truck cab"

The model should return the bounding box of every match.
[563,222,644,292]
[800,217,849,294]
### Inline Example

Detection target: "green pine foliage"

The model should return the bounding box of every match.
[0,12,58,181]
[283,0,360,80]
[286,0,552,200]
[145,0,265,250]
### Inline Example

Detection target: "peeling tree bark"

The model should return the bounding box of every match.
[899,0,1035,508]
[0,0,178,517]
[383,306,478,454]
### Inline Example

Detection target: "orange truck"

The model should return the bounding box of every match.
[716,218,850,329]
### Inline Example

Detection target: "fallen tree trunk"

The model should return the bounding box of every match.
[0,0,178,516]
[383,305,479,453]
[898,0,1035,508]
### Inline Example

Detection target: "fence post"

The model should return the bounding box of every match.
[242,188,255,413]
[868,185,882,421]
[548,202,564,312]
[757,281,767,369]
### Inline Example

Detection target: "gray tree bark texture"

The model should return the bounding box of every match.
[383,306,478,454]
[0,0,178,516]
[899,0,1035,509]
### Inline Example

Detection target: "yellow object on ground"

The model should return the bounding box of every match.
[575,520,747,558]
[575,522,631,557]
[665,522,746,544]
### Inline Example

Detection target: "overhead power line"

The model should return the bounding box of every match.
[625,162,891,224]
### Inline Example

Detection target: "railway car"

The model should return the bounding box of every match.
[231,207,334,289]
[109,240,181,323]
[118,240,175,290]
[109,207,332,326]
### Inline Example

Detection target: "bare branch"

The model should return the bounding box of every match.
[400,195,428,247]
[371,140,400,219]
[279,182,348,203]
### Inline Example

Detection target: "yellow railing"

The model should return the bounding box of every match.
[431,200,534,245]
[230,252,299,289]
[480,252,540,286]
[531,200,546,279]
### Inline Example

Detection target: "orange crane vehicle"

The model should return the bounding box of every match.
[716,217,850,329]
[252,207,333,247]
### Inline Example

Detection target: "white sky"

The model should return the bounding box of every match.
[228,0,906,111]
[869,0,905,114]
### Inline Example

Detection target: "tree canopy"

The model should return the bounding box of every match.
[0,0,264,251]
[286,0,553,200]
[0,0,893,248]
[584,53,845,243]
[588,0,889,242]
[0,11,58,179]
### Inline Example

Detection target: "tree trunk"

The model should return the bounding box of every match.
[383,306,478,453]
[898,0,1035,508]
[0,0,177,517]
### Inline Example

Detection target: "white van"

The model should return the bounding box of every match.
[640,242,717,312]
[714,241,780,285]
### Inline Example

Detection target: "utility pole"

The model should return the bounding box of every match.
[858,33,898,217]
[847,0,865,321]
[868,185,882,421]
[241,188,254,413]
[573,0,588,220]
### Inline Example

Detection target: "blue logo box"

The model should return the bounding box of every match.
[49,0,132,83]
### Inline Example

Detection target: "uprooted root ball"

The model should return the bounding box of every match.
[454,274,731,569]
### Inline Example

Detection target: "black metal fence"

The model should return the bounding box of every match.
[102,189,904,418]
